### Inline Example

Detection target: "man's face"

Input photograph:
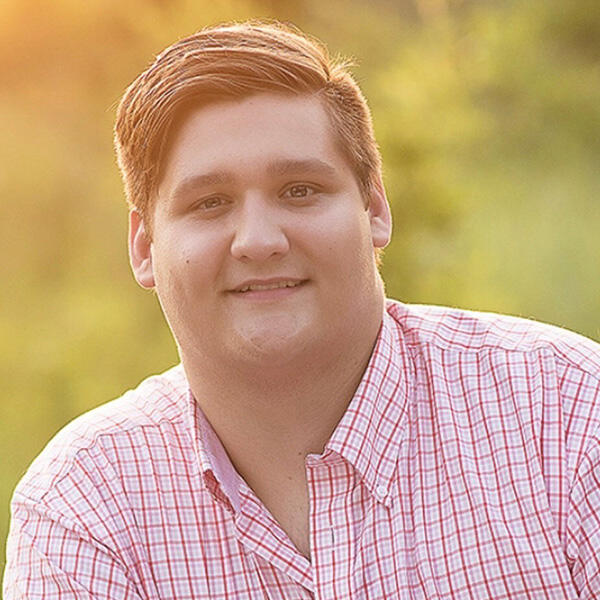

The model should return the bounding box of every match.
[129,93,391,370]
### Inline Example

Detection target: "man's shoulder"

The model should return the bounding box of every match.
[386,299,600,377]
[48,363,189,447]
[14,364,191,504]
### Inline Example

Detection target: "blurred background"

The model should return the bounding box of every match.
[1,0,599,570]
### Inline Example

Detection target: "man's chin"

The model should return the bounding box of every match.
[231,315,314,363]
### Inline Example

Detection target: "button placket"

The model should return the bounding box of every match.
[306,453,354,599]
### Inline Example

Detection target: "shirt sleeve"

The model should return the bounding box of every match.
[566,429,600,598]
[3,496,144,600]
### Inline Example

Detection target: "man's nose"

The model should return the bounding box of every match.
[230,197,290,262]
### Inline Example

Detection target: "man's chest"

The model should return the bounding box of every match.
[131,466,577,599]
[259,479,311,559]
[118,370,581,597]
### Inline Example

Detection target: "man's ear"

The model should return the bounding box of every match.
[128,210,155,289]
[367,176,392,249]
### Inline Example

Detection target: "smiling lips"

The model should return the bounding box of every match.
[231,279,305,294]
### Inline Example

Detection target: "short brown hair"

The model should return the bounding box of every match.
[114,20,382,235]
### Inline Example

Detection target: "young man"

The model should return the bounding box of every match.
[4,21,600,599]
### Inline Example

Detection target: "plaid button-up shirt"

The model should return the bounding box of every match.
[5,301,600,598]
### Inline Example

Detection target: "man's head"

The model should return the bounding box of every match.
[114,20,382,236]
[118,21,392,372]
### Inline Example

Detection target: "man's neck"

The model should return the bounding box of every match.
[182,298,384,559]
[183,303,384,483]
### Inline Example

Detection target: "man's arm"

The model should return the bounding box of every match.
[4,496,144,600]
[566,429,600,598]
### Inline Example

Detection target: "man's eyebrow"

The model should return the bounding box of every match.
[266,158,338,178]
[168,171,234,200]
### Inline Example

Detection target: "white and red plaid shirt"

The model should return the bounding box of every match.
[5,301,600,599]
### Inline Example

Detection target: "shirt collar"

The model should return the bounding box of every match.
[188,390,243,513]
[190,305,412,512]
[325,307,411,507]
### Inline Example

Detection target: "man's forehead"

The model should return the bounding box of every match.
[164,91,338,147]
[156,93,353,193]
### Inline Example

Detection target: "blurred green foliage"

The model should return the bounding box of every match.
[1,0,599,570]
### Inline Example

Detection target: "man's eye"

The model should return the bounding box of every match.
[195,196,226,210]
[283,184,316,198]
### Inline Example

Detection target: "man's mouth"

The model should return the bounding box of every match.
[232,279,305,293]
